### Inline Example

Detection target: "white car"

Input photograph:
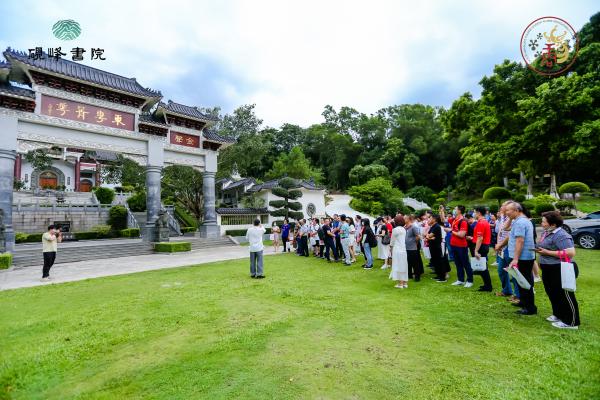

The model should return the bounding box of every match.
[563,211,600,233]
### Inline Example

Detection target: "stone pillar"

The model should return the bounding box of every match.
[74,158,81,191]
[95,162,101,187]
[199,171,219,238]
[0,149,16,253]
[13,153,21,181]
[143,165,162,242]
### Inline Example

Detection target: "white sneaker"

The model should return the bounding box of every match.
[464,282,473,288]
[552,321,578,330]
[546,315,560,323]
[451,281,465,286]
[381,265,388,270]
[491,262,498,266]
[534,276,542,283]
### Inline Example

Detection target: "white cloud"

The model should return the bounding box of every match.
[2,0,597,126]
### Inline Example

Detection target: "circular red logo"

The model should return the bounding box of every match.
[520,16,579,76]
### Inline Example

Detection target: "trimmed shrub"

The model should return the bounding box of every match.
[522,200,536,212]
[535,203,555,215]
[94,187,115,205]
[15,233,28,243]
[15,233,43,243]
[108,205,128,230]
[489,204,499,213]
[175,204,198,228]
[120,228,140,238]
[74,231,98,240]
[483,187,512,206]
[181,227,197,234]
[127,192,146,212]
[514,194,526,202]
[556,200,575,213]
[0,253,12,269]
[154,242,191,253]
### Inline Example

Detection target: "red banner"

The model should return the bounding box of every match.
[170,131,200,148]
[41,95,135,131]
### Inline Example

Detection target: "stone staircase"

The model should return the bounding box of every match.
[13,190,95,205]
[10,235,238,268]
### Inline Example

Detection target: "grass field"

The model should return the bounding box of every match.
[1,249,599,399]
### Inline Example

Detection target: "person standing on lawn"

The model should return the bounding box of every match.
[246,219,266,279]
[41,224,62,281]
[281,219,291,253]
[446,205,473,288]
[361,218,377,269]
[390,214,409,288]
[505,202,537,315]
[271,222,281,253]
[472,206,493,292]
[535,211,580,329]
[322,218,338,262]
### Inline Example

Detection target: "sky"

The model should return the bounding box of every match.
[0,0,597,128]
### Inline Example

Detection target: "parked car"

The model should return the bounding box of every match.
[562,211,600,233]
[571,225,600,249]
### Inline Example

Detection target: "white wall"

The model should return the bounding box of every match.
[21,159,76,191]
[259,188,326,224]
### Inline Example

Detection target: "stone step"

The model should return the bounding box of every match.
[10,237,237,268]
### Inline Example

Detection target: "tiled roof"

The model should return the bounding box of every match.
[203,129,236,143]
[0,60,9,69]
[4,48,161,98]
[159,100,219,122]
[223,177,256,190]
[216,207,268,215]
[139,112,169,127]
[248,178,322,192]
[0,82,35,99]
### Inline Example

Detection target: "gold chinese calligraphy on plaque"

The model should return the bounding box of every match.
[41,95,135,130]
[170,132,200,148]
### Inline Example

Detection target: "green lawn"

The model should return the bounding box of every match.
[1,250,599,399]
[576,194,600,214]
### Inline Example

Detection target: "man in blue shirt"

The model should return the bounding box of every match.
[505,201,537,315]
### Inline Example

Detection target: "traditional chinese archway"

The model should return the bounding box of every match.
[0,48,235,252]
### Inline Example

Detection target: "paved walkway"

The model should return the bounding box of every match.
[0,245,281,291]
[326,194,375,219]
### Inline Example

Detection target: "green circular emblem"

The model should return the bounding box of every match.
[52,20,81,40]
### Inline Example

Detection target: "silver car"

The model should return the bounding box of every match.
[563,211,600,233]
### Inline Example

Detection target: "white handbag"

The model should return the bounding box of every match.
[470,257,487,271]
[422,246,431,259]
[504,266,531,289]
[560,250,576,292]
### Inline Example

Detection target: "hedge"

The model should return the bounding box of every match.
[108,205,128,230]
[120,228,141,237]
[15,233,43,243]
[225,228,272,236]
[154,242,191,253]
[94,187,115,204]
[175,204,198,228]
[181,226,197,234]
[0,253,12,269]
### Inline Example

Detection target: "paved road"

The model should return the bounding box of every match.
[0,245,283,291]
[325,194,375,219]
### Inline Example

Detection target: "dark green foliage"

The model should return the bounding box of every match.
[24,149,52,171]
[154,242,191,253]
[348,177,405,216]
[0,253,12,269]
[174,204,198,228]
[127,192,146,212]
[120,228,140,238]
[406,186,436,206]
[94,187,115,205]
[108,205,128,230]
[514,194,526,202]
[349,164,389,186]
[556,200,575,214]
[181,227,197,234]
[534,203,556,215]
[225,228,272,236]
[269,178,304,221]
[15,233,43,243]
[483,187,512,206]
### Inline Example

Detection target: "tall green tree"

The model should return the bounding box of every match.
[265,146,323,183]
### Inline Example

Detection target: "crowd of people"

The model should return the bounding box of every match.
[246,200,581,330]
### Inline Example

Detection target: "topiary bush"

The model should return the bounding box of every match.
[181,227,197,234]
[127,192,146,212]
[483,187,512,207]
[535,203,555,215]
[108,205,128,230]
[0,253,12,269]
[514,194,526,202]
[74,231,98,240]
[94,187,115,205]
[15,233,43,243]
[154,242,191,253]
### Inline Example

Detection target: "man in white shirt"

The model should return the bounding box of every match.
[245,219,266,278]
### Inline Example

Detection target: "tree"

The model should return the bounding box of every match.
[101,155,145,188]
[240,193,266,209]
[559,182,591,213]
[265,146,323,183]
[406,186,436,206]
[161,166,204,222]
[269,177,304,221]
[348,177,406,216]
[25,149,52,171]
[349,164,389,186]
[483,186,512,207]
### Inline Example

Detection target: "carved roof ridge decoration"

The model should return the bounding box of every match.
[139,112,169,127]
[157,100,219,123]
[4,47,162,99]
[0,82,35,99]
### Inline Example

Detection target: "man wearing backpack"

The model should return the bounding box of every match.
[445,205,474,288]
